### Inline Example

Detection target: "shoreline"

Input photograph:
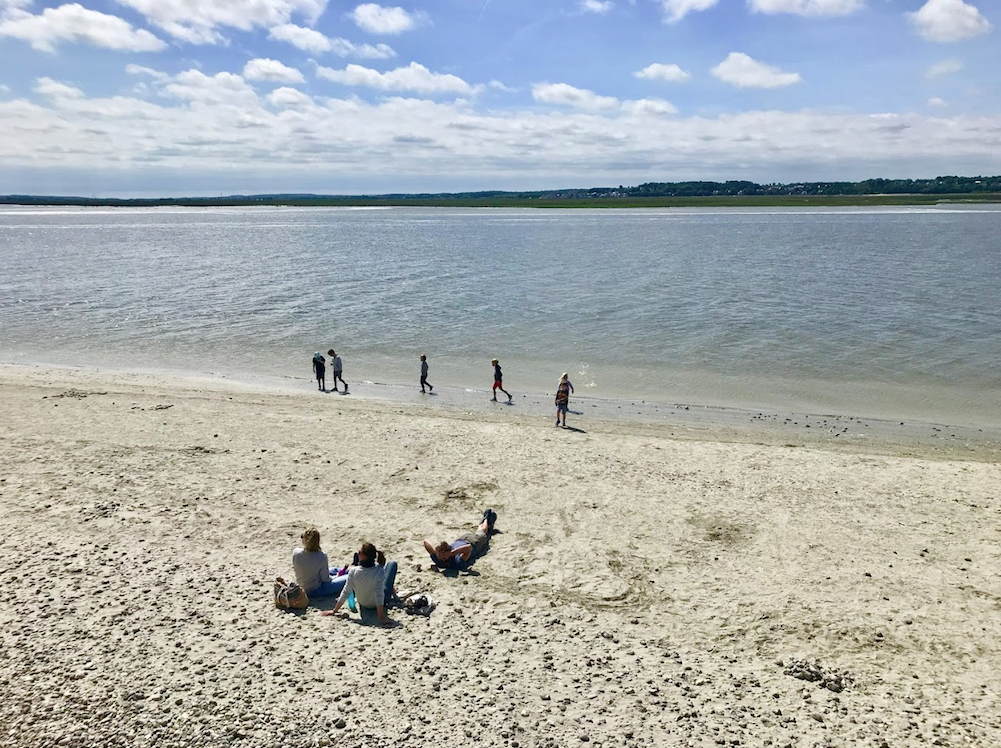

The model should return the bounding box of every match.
[2,362,999,747]
[5,362,1000,461]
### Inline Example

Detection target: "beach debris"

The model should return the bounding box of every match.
[181,445,229,455]
[782,659,853,693]
[47,390,107,399]
[405,594,436,616]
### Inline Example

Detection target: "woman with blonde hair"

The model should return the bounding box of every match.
[555,372,574,428]
[292,527,348,598]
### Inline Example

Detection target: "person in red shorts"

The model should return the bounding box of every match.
[491,358,512,402]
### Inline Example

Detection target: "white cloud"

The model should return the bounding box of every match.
[532,83,619,111]
[316,62,472,94]
[580,0,614,13]
[711,52,802,88]
[268,23,395,58]
[34,77,85,99]
[125,64,169,81]
[268,23,329,52]
[113,0,328,44]
[488,80,517,93]
[0,3,166,53]
[634,63,691,82]
[621,98,677,115]
[268,86,314,108]
[243,58,305,84]
[748,0,863,16]
[658,0,719,23]
[0,84,10,95]
[907,0,992,42]
[329,38,395,58]
[3,80,1000,193]
[350,4,427,35]
[928,97,948,107]
[163,69,261,106]
[925,58,963,79]
[526,83,676,116]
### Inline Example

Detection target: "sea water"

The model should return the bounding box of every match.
[1,204,999,429]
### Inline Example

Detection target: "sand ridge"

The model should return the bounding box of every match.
[1,365,999,747]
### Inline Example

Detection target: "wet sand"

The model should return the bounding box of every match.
[1,364,999,748]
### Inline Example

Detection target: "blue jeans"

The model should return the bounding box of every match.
[382,561,398,601]
[309,572,347,598]
[358,561,398,624]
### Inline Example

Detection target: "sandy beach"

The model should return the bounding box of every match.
[1,363,999,748]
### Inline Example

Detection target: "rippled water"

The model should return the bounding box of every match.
[2,205,999,428]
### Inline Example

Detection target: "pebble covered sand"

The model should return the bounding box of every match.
[1,365,999,748]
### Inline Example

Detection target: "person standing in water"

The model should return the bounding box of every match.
[555,372,574,427]
[312,352,326,391]
[328,349,348,393]
[420,354,433,394]
[491,358,511,402]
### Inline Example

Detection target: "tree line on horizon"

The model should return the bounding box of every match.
[2,175,999,205]
[500,175,1001,200]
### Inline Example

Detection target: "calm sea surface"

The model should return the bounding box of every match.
[2,205,999,428]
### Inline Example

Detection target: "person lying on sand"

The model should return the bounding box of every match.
[292,527,348,598]
[321,542,397,627]
[423,509,497,571]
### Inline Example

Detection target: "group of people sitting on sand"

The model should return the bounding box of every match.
[290,509,498,626]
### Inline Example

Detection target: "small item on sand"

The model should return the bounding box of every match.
[404,594,436,616]
[274,577,308,610]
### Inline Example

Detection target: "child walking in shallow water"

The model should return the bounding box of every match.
[328,349,348,393]
[420,354,433,394]
[312,352,325,391]
[555,372,574,427]
[491,358,511,402]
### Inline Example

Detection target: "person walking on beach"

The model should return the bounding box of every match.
[555,372,574,427]
[491,358,511,402]
[420,354,433,394]
[424,509,497,571]
[312,352,326,392]
[321,542,397,627]
[328,349,348,393]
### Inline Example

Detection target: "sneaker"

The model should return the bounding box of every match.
[429,385,433,393]
[483,508,497,531]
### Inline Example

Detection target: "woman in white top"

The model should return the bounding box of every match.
[292,528,348,598]
[322,543,398,626]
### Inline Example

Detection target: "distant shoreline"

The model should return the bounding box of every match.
[3,194,1001,209]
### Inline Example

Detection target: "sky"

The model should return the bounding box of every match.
[0,0,997,196]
